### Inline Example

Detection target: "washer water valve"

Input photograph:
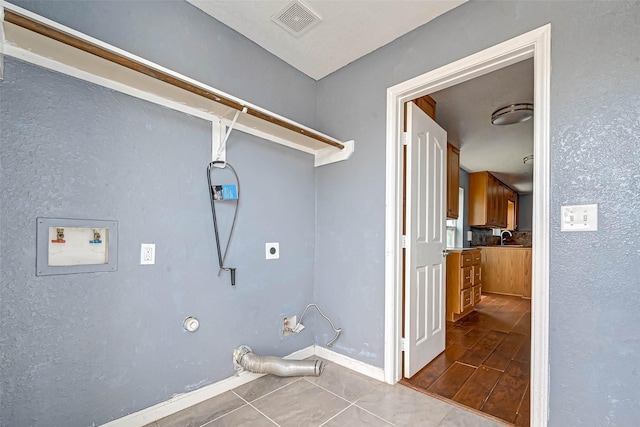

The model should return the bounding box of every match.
[183,317,200,332]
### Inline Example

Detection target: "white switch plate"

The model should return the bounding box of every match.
[266,242,279,260]
[561,204,598,232]
[140,243,156,264]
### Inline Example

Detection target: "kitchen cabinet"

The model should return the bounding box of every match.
[497,183,508,227]
[404,97,462,222]
[403,95,437,232]
[413,95,436,120]
[446,143,460,219]
[469,171,516,228]
[446,249,482,322]
[404,95,436,130]
[480,247,532,297]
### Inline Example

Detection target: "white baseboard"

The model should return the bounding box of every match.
[313,346,385,382]
[100,345,383,426]
[101,345,315,427]
[100,371,262,427]
[284,345,316,360]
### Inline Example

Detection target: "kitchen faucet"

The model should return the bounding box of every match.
[500,230,512,246]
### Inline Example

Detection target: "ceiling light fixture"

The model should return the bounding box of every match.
[491,103,534,125]
[523,155,534,164]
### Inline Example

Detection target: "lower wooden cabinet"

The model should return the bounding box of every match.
[473,284,482,304]
[446,249,482,322]
[480,247,532,297]
[461,288,473,312]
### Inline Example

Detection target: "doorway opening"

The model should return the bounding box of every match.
[384,25,550,426]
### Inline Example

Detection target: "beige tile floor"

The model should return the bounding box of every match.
[145,358,505,427]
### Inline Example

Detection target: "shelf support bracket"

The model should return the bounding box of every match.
[211,119,224,163]
[315,140,355,167]
[211,107,247,164]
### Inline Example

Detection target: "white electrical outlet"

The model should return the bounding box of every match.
[140,243,155,265]
[266,242,279,260]
[283,315,296,336]
[561,204,598,232]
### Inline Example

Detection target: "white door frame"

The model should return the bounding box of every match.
[384,25,551,426]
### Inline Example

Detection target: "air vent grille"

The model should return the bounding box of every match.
[271,0,321,37]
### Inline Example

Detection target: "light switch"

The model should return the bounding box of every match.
[561,204,598,232]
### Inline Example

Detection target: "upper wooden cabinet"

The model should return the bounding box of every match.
[469,171,517,228]
[405,96,460,220]
[447,143,460,219]
[404,95,436,130]
[413,95,437,120]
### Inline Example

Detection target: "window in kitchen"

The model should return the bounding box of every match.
[446,188,465,248]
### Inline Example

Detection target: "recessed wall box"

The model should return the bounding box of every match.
[36,218,118,275]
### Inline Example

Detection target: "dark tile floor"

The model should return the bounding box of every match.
[401,293,531,426]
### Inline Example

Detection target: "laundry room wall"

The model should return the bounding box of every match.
[0,1,319,426]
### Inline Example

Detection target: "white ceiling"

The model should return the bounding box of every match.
[188,0,533,193]
[187,0,467,80]
[430,59,534,193]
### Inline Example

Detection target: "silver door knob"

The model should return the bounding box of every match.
[442,250,450,257]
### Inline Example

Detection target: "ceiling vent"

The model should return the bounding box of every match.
[271,0,322,38]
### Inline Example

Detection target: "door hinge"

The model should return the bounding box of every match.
[402,132,408,146]
[401,337,407,351]
[401,235,408,248]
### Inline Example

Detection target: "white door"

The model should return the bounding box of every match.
[403,102,447,378]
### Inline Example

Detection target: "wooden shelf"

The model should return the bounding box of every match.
[1,4,354,167]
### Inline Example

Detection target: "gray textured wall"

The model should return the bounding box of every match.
[0,2,318,426]
[3,1,640,426]
[314,1,640,425]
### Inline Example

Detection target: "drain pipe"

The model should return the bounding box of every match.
[233,345,323,377]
